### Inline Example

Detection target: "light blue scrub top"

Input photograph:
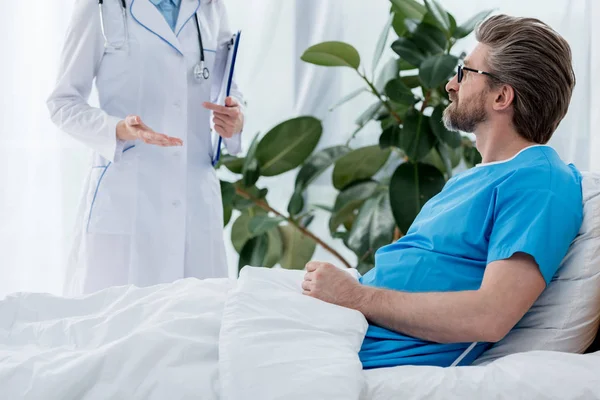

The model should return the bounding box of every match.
[150,0,182,31]
[359,145,583,369]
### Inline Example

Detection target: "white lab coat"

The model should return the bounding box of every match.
[47,0,244,296]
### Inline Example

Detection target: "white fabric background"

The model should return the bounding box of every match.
[0,0,597,297]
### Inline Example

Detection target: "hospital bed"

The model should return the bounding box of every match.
[1,172,600,399]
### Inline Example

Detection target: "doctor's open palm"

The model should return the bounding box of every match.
[116,115,183,147]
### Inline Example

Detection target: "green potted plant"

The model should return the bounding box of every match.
[219,0,490,274]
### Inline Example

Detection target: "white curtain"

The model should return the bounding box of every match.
[0,0,84,298]
[0,0,597,298]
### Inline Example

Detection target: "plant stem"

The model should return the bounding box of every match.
[421,90,431,112]
[393,226,404,241]
[235,186,353,269]
[358,71,403,123]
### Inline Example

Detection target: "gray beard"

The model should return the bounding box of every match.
[442,98,487,133]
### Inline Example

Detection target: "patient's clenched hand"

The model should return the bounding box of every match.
[302,262,362,309]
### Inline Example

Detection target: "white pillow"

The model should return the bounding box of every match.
[218,267,368,400]
[474,172,600,364]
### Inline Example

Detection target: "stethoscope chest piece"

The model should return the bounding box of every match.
[194,62,210,81]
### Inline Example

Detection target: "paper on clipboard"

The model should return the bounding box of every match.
[211,30,242,166]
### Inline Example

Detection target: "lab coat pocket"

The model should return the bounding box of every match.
[86,152,139,235]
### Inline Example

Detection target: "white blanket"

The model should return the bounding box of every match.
[221,267,600,400]
[0,278,234,399]
[1,267,599,399]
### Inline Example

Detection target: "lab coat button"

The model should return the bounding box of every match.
[173,150,181,157]
[172,200,181,208]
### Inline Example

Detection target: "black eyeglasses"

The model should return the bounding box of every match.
[457,64,496,83]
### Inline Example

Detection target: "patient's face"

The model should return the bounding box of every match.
[443,44,491,133]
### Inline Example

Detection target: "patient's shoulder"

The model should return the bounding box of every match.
[496,149,581,196]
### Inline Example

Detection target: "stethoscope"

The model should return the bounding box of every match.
[98,0,209,82]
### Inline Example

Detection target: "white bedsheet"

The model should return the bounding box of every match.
[1,268,599,399]
[365,350,600,399]
[0,278,234,399]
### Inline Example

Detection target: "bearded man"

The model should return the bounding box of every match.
[301,14,584,369]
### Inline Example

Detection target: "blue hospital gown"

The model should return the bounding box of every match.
[358,145,583,369]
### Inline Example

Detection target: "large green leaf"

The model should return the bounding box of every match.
[448,12,457,37]
[238,234,269,272]
[373,13,393,74]
[300,41,360,69]
[255,116,322,177]
[399,59,418,70]
[379,124,402,149]
[220,180,236,226]
[453,10,493,39]
[422,142,461,177]
[436,142,453,178]
[264,227,283,268]
[242,133,261,187]
[294,146,351,193]
[329,88,367,112]
[419,54,459,88]
[220,180,236,207]
[421,145,445,174]
[332,145,391,190]
[219,154,244,174]
[411,23,447,55]
[448,143,462,167]
[231,181,268,210]
[223,206,232,227]
[249,215,285,236]
[380,116,397,131]
[400,112,437,162]
[429,105,461,148]
[390,0,427,20]
[231,207,267,252]
[401,75,421,88]
[329,180,379,234]
[424,0,451,32]
[391,38,426,67]
[389,162,446,233]
[385,78,416,105]
[346,188,395,260]
[392,9,408,37]
[279,225,317,270]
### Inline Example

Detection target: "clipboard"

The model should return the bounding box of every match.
[211,30,242,167]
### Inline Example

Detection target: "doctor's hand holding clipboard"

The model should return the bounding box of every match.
[203,30,244,166]
[203,96,244,140]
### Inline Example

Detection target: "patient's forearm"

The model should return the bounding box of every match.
[352,287,502,343]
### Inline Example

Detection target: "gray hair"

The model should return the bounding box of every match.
[476,15,575,144]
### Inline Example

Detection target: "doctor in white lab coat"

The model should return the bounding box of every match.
[47,0,244,296]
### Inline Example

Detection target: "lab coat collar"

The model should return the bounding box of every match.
[130,0,199,56]
[148,0,181,7]
[174,0,200,37]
